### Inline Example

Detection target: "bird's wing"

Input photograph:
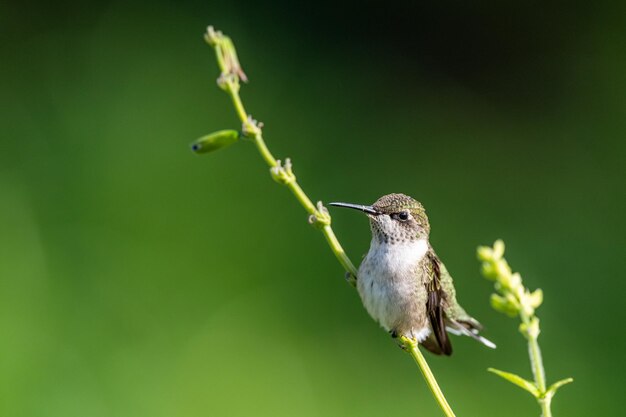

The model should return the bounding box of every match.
[424,251,453,355]
[438,259,497,350]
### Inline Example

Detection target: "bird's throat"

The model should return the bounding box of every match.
[367,238,429,274]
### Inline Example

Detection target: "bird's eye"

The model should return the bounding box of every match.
[398,211,409,221]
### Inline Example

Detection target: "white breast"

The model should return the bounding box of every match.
[357,238,429,338]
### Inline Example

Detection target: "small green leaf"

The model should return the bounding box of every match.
[545,377,573,398]
[488,368,540,398]
[191,129,239,154]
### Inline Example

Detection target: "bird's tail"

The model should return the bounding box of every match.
[446,318,497,349]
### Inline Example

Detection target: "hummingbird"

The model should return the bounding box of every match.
[329,193,495,355]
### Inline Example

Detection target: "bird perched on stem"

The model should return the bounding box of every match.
[330,193,495,355]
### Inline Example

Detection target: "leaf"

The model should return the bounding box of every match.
[488,368,540,398]
[545,377,574,398]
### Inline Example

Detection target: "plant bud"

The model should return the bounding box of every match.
[528,288,544,309]
[490,293,519,317]
[519,317,541,339]
[481,262,497,280]
[477,246,493,261]
[493,239,505,258]
[191,130,239,154]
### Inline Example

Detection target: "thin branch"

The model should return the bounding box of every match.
[204,26,358,285]
[402,337,456,417]
[201,26,456,416]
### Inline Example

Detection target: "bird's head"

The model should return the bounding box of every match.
[330,193,430,243]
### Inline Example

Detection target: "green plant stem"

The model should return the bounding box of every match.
[539,397,552,417]
[403,338,456,417]
[223,77,358,281]
[206,27,455,416]
[228,87,248,123]
[479,241,572,417]
[525,321,550,417]
[320,224,357,278]
[527,333,546,393]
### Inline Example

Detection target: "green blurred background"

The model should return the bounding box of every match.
[1,2,624,416]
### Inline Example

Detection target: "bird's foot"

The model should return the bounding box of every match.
[390,331,416,351]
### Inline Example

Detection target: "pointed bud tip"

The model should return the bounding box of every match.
[493,239,505,258]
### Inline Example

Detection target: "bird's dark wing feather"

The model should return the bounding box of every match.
[425,252,453,356]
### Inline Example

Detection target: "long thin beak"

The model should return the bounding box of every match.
[328,202,380,215]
